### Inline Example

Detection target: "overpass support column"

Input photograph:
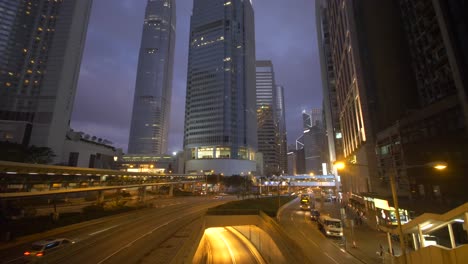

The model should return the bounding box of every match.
[464,212,468,237]
[169,185,174,196]
[386,232,393,256]
[97,190,104,205]
[139,186,147,202]
[448,223,456,249]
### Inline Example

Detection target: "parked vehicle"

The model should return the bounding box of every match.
[318,215,343,237]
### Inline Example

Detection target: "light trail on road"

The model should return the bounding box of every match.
[204,227,262,264]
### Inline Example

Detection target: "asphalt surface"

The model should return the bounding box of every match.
[278,197,364,264]
[1,196,235,264]
[204,227,263,264]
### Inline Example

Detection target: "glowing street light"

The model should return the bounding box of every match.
[334,161,346,170]
[333,159,447,263]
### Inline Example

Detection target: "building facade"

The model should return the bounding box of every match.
[315,0,343,174]
[374,0,468,205]
[128,0,176,155]
[183,0,257,176]
[322,0,418,196]
[0,0,93,163]
[256,60,279,176]
[276,85,288,174]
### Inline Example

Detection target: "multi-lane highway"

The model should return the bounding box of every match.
[1,196,235,264]
[278,198,363,264]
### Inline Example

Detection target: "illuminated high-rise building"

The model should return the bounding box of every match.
[256,60,279,176]
[128,0,176,155]
[183,0,257,176]
[0,0,93,162]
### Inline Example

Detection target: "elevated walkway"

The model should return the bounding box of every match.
[380,202,468,264]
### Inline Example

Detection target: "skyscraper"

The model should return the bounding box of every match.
[321,0,418,195]
[183,0,257,176]
[256,60,279,176]
[276,85,288,174]
[128,0,176,155]
[0,0,93,162]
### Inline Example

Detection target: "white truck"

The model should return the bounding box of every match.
[318,215,343,237]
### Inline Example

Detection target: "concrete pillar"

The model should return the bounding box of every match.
[464,212,468,237]
[97,190,104,205]
[412,233,419,251]
[448,223,456,249]
[387,232,394,255]
[169,185,174,196]
[418,224,425,248]
[139,186,147,202]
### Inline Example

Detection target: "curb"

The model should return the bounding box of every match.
[276,196,298,221]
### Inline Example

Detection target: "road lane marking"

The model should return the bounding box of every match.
[88,225,119,236]
[96,221,171,264]
[324,252,340,264]
[3,256,25,263]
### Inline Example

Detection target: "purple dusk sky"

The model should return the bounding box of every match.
[71,0,323,153]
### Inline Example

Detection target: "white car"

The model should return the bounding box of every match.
[24,238,74,257]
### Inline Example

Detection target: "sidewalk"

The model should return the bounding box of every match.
[318,202,401,264]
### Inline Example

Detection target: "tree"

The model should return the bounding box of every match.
[25,146,56,164]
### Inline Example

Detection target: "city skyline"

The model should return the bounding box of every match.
[71,0,322,153]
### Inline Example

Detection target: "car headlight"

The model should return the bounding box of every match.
[326,231,330,234]
[340,232,343,236]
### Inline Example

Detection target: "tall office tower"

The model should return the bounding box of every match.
[0,0,93,162]
[373,0,468,203]
[276,85,288,174]
[316,0,343,183]
[302,110,312,129]
[323,0,418,195]
[183,0,257,176]
[256,60,279,176]
[128,0,176,155]
[310,108,322,128]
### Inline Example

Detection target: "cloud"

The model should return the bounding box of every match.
[72,0,323,152]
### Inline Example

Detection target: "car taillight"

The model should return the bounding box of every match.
[24,251,30,256]
[36,252,44,257]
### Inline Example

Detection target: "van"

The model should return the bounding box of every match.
[318,215,343,237]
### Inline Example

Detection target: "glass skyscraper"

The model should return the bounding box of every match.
[128,0,176,155]
[183,0,257,176]
[256,60,279,176]
[0,0,93,162]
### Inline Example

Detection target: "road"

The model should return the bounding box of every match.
[204,227,264,264]
[1,196,234,264]
[278,197,363,264]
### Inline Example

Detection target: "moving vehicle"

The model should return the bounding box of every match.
[310,209,320,221]
[300,194,310,210]
[24,238,74,257]
[318,215,343,237]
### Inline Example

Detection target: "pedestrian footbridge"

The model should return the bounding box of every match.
[381,202,468,264]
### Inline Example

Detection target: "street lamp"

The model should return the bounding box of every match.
[334,160,447,263]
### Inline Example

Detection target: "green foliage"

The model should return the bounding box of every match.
[0,142,55,164]
[212,196,295,217]
[25,145,56,164]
